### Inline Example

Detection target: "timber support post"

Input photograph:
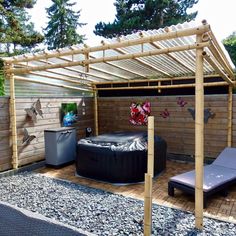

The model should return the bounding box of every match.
[195,33,204,229]
[144,116,154,236]
[6,63,18,169]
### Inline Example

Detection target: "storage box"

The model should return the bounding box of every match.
[44,127,76,166]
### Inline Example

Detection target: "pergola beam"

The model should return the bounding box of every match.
[92,74,222,85]
[208,42,234,80]
[203,52,234,85]
[7,42,210,74]
[208,31,234,72]
[4,24,211,64]
[94,81,228,90]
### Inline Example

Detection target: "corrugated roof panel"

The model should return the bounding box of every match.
[109,60,160,77]
[1,20,234,94]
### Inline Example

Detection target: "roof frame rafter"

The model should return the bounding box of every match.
[7,42,210,74]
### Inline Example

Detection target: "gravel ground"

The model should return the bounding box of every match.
[0,172,235,236]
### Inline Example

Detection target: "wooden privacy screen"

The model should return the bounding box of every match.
[98,94,236,158]
[0,97,11,171]
[0,94,235,172]
[0,97,94,172]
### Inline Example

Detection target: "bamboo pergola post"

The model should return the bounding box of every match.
[7,63,18,169]
[144,173,153,236]
[195,34,204,229]
[144,116,154,236]
[94,90,99,136]
[227,85,233,147]
[147,116,154,178]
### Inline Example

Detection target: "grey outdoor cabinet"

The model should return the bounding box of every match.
[44,127,76,166]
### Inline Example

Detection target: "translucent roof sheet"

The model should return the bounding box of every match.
[2,21,235,92]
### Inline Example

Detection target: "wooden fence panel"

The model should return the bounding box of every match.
[0,94,235,172]
[98,95,235,158]
[0,97,12,171]
[0,96,94,172]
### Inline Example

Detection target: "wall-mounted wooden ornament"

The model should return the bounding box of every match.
[177,97,188,107]
[22,128,36,145]
[188,108,215,124]
[24,99,43,122]
[160,109,170,119]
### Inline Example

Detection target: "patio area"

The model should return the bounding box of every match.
[1,20,235,233]
[37,159,236,224]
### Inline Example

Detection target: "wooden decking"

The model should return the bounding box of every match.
[38,160,236,223]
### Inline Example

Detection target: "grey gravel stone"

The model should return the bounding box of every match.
[0,172,235,235]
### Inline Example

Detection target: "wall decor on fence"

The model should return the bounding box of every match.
[22,128,36,145]
[177,97,188,107]
[129,101,151,125]
[188,108,215,124]
[160,109,170,119]
[61,103,78,127]
[24,99,43,123]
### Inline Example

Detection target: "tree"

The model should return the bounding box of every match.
[94,0,198,38]
[223,32,236,67]
[0,0,44,55]
[44,0,86,50]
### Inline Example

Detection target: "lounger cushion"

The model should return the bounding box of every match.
[170,164,236,192]
[212,147,236,170]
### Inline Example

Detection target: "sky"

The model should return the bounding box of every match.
[29,0,236,46]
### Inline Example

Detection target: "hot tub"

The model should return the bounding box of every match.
[76,131,167,183]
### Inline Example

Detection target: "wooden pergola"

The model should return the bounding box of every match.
[2,20,235,231]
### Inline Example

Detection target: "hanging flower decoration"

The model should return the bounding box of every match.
[129,101,151,125]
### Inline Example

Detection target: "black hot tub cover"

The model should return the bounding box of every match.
[78,131,147,152]
[76,131,167,183]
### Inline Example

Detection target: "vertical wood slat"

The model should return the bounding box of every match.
[195,34,204,229]
[144,116,155,236]
[227,86,233,147]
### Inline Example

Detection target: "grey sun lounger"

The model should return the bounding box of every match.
[168,147,236,208]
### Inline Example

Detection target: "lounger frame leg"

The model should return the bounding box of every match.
[168,183,175,197]
[220,190,228,197]
[203,195,207,209]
